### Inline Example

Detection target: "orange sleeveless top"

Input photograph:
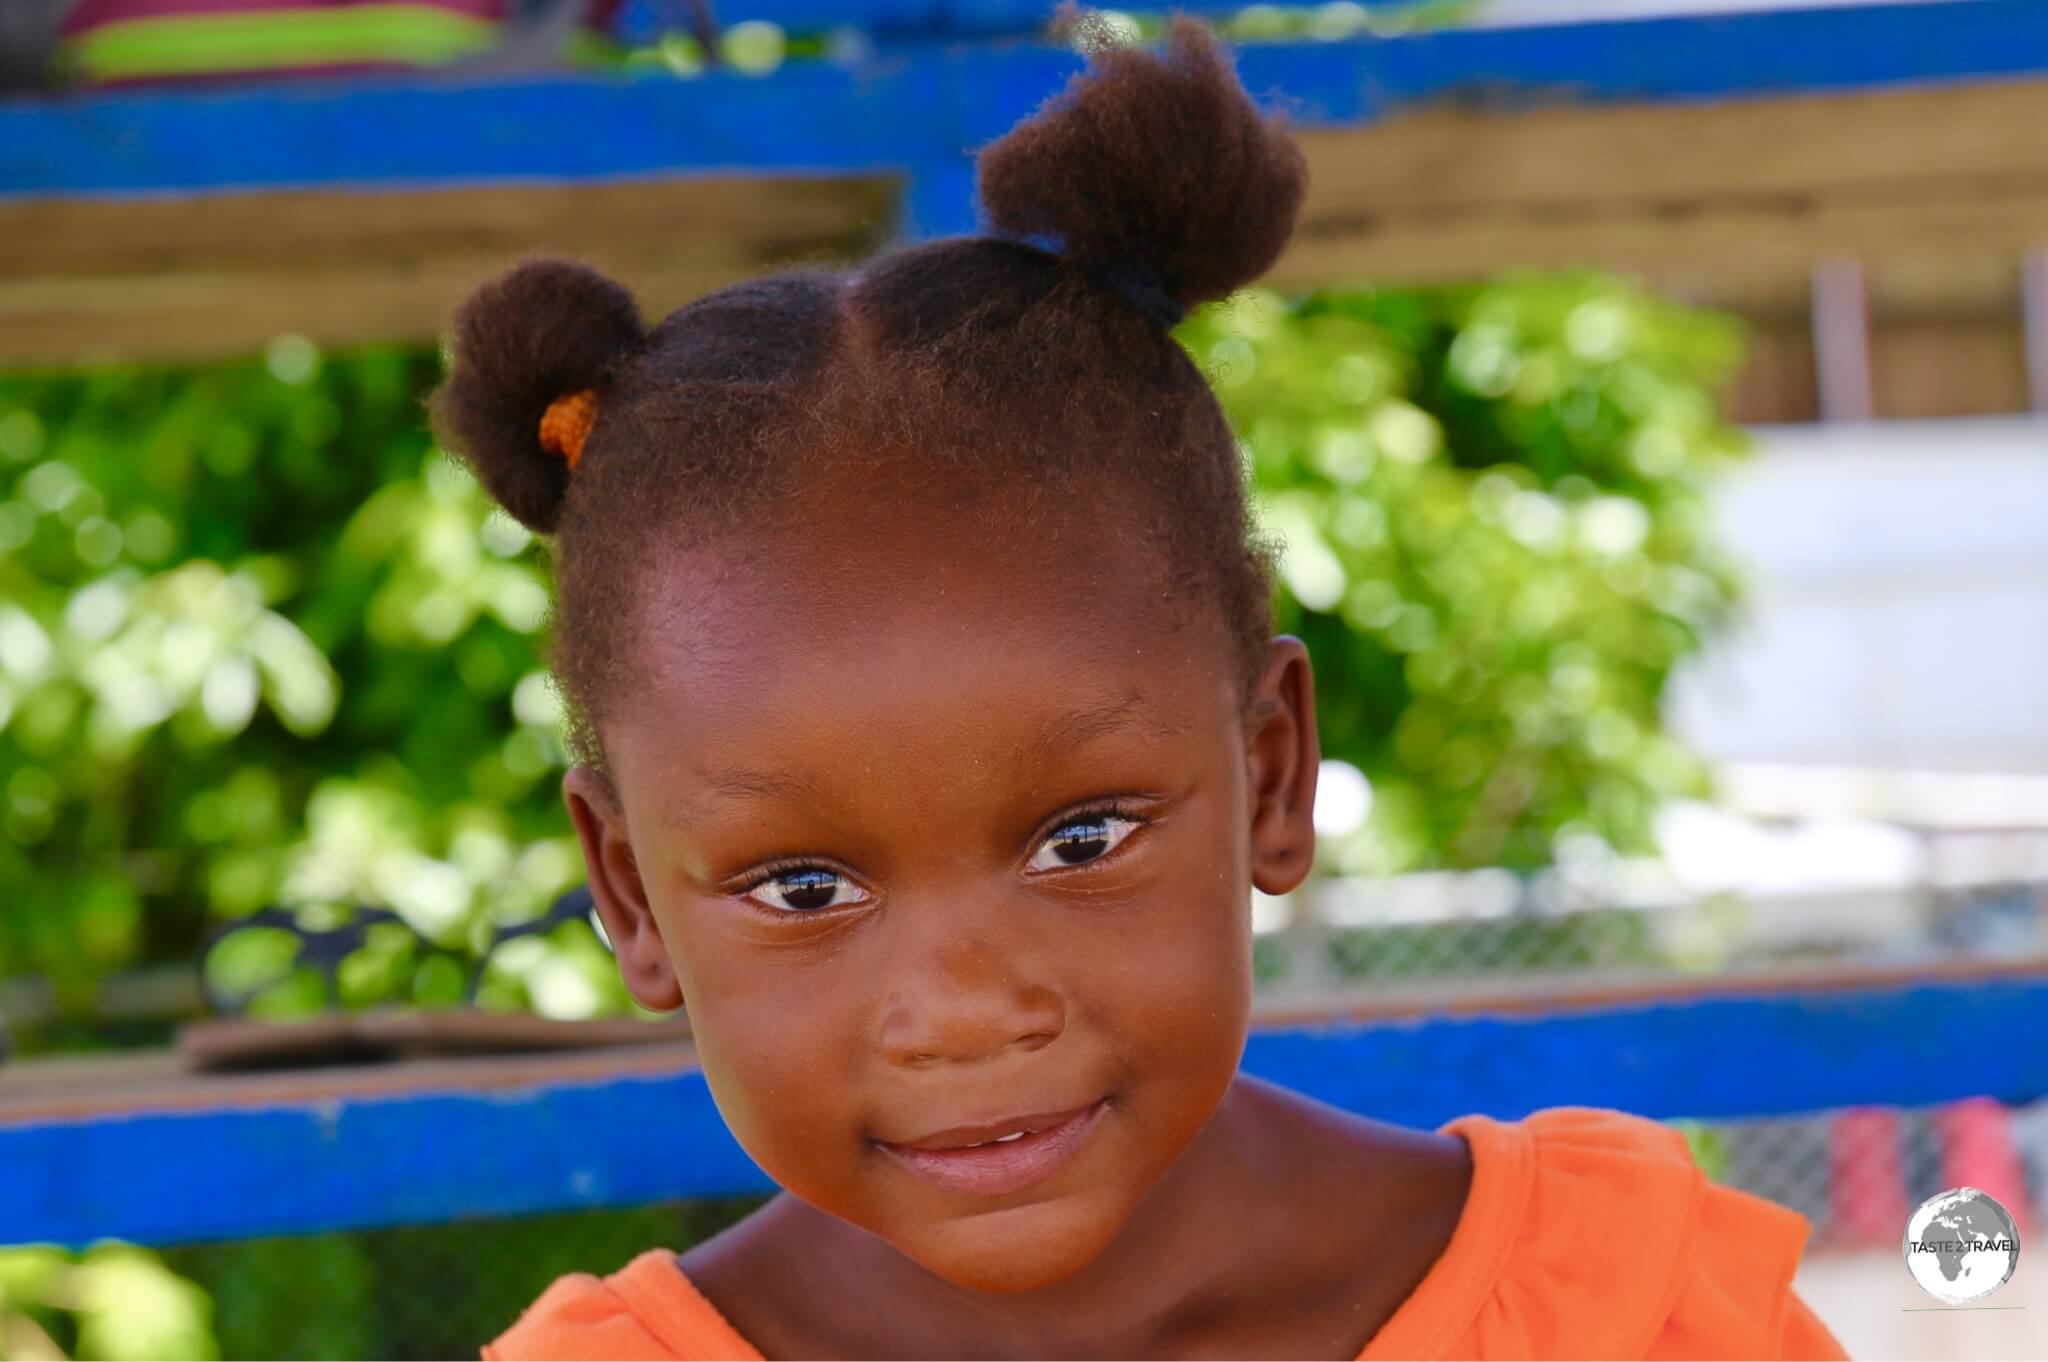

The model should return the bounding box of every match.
[481,1105,1851,1360]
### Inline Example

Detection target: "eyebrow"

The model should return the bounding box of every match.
[1024,691,1188,758]
[665,766,821,829]
[663,692,1187,829]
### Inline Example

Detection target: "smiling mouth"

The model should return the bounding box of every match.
[874,1098,1112,1197]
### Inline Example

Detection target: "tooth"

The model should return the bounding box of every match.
[951,1130,1026,1150]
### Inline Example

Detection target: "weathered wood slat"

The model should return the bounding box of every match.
[0,176,894,365]
[1273,81,2048,285]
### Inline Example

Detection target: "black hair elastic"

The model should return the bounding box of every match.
[1080,257,1187,330]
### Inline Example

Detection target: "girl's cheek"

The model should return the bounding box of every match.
[690,981,864,1165]
[1111,876,1253,1078]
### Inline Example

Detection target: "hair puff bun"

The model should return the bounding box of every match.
[429,257,646,534]
[976,4,1309,325]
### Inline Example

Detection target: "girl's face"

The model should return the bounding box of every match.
[567,476,1319,1294]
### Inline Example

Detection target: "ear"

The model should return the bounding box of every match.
[1244,636,1320,896]
[563,765,685,1013]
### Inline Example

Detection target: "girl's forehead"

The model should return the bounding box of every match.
[630,474,1204,677]
[607,497,1239,795]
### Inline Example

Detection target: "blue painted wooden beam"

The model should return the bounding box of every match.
[4,970,2045,1250]
[0,62,947,198]
[3,1,2046,206]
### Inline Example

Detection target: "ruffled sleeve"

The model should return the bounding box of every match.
[481,1249,765,1361]
[1360,1105,1851,1360]
[1778,1289,1851,1360]
[481,1269,678,1361]
[1651,1133,1850,1361]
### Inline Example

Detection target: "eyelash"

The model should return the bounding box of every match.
[733,799,1153,914]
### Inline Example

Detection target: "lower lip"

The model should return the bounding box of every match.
[878,1099,1110,1197]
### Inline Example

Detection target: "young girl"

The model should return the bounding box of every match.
[435,12,1851,1358]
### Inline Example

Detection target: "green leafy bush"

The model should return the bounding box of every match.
[0,1243,216,1360]
[0,343,618,1036]
[1186,274,1748,875]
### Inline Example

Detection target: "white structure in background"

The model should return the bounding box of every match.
[1647,416,2048,956]
[1669,416,2048,773]
[1265,417,2048,972]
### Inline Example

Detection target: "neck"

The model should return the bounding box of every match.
[803,1074,1343,1358]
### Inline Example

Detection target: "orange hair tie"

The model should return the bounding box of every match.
[538,388,599,472]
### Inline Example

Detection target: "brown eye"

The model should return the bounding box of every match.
[1028,812,1140,872]
[746,868,864,914]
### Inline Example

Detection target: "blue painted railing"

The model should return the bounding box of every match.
[5,968,2046,1250]
[2,0,2046,243]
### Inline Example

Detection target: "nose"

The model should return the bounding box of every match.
[878,926,1066,1069]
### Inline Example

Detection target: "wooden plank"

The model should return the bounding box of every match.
[1287,79,2048,218]
[15,86,2048,367]
[1874,318,2032,420]
[177,1008,694,1073]
[4,960,2046,1247]
[1280,167,2048,300]
[0,176,894,277]
[16,76,2048,364]
[1265,77,2048,287]
[0,1035,704,1124]
[0,176,894,366]
[1650,256,2032,423]
[1721,318,1820,425]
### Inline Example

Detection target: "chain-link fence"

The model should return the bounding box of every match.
[147,1199,765,1362]
[1251,797,2048,998]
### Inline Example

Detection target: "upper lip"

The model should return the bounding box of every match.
[879,1101,1102,1152]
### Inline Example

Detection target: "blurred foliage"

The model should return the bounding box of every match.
[614,2,1482,79]
[0,341,624,1042]
[1067,1,1481,45]
[26,0,1488,97]
[1185,273,1748,876]
[155,1198,763,1362]
[0,1244,215,1361]
[1675,1118,1735,1185]
[1,1200,763,1362]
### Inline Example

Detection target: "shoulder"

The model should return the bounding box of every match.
[481,1248,764,1361]
[1369,1106,1849,1360]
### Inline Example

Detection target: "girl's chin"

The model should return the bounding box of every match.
[886,1198,1128,1295]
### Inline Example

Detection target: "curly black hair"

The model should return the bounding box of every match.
[429,5,1310,775]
